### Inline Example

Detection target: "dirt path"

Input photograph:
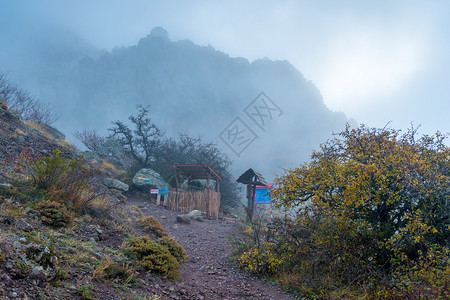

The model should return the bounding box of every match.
[128,197,296,300]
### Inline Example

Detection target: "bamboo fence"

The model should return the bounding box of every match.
[165,188,220,218]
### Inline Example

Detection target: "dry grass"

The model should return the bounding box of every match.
[57,139,71,149]
[0,199,24,218]
[14,128,28,137]
[99,159,125,177]
[24,121,53,140]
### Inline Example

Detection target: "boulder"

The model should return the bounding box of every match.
[176,215,191,224]
[28,266,47,287]
[13,238,58,271]
[132,168,169,191]
[103,177,129,192]
[95,139,126,167]
[186,210,204,222]
[176,210,204,223]
[81,151,101,163]
[41,124,65,140]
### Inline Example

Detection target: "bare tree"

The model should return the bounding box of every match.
[151,133,241,209]
[0,72,59,125]
[74,129,106,152]
[108,105,164,168]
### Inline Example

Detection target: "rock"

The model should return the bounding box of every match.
[14,239,58,270]
[41,124,65,140]
[129,210,140,217]
[0,100,8,110]
[81,151,101,163]
[0,274,14,287]
[132,168,169,191]
[0,182,13,190]
[15,220,34,232]
[186,210,202,219]
[149,26,170,40]
[103,177,129,192]
[109,189,127,203]
[95,139,126,168]
[28,266,47,287]
[176,215,191,224]
[186,210,204,222]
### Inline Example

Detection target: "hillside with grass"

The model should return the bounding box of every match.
[0,82,296,299]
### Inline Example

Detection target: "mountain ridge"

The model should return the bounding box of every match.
[1,26,353,179]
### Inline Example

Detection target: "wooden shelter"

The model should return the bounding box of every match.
[165,164,222,218]
[237,168,268,222]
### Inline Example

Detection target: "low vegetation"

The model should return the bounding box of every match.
[122,236,180,279]
[0,129,184,298]
[232,125,450,299]
[35,200,73,228]
[158,236,187,263]
[0,72,59,125]
[137,216,169,237]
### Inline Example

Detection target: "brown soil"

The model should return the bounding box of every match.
[126,196,296,300]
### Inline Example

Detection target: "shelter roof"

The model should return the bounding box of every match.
[236,168,268,186]
[173,164,223,181]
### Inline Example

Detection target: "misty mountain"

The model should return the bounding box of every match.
[1,26,352,179]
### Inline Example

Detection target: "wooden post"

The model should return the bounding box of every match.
[206,170,211,218]
[246,184,255,222]
[163,193,168,206]
[175,170,179,211]
[250,184,256,221]
[156,194,161,206]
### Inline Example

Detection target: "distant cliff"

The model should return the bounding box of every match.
[1,26,353,178]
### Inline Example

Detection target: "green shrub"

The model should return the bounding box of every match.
[35,200,73,227]
[0,199,24,219]
[240,125,450,298]
[104,263,133,282]
[123,236,179,279]
[137,216,169,237]
[238,242,283,275]
[158,236,186,263]
[375,244,450,299]
[31,149,94,210]
[77,285,93,299]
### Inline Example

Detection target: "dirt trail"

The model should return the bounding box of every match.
[129,197,296,300]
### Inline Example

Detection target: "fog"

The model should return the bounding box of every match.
[1,0,449,179]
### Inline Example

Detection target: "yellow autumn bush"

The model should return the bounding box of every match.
[238,242,283,275]
[233,125,450,298]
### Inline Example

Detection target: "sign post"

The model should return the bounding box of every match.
[157,188,168,205]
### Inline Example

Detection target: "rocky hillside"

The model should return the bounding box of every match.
[0,100,294,299]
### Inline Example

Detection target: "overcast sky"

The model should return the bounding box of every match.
[1,0,449,135]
